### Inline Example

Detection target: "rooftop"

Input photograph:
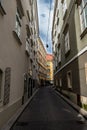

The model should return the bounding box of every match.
[46,54,53,61]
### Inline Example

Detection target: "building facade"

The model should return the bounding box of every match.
[37,38,47,86]
[0,0,39,128]
[52,0,87,109]
[46,54,53,85]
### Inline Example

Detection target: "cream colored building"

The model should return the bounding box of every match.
[37,38,47,86]
[52,0,87,109]
[0,0,39,128]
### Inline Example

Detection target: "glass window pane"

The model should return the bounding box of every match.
[85,5,87,26]
[83,0,87,5]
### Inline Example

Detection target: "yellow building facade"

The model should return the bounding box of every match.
[37,38,47,86]
[46,54,53,84]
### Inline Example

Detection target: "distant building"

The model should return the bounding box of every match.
[37,38,47,86]
[52,0,87,109]
[0,0,39,128]
[46,54,53,85]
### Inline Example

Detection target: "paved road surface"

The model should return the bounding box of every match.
[11,87,87,130]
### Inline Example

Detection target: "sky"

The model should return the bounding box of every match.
[37,0,54,54]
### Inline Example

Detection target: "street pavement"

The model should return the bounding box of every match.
[11,87,87,130]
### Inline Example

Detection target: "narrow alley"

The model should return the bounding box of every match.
[11,87,87,130]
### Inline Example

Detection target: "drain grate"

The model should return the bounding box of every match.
[16,121,28,126]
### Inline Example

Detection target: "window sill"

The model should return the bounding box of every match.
[13,30,22,45]
[0,2,6,15]
[80,27,87,39]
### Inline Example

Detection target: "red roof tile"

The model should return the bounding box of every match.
[46,54,53,61]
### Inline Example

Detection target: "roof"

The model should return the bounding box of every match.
[46,54,53,61]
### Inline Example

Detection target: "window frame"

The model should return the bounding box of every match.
[67,71,72,89]
[85,62,87,84]
[0,1,6,15]
[79,0,87,35]
[59,78,62,87]
[15,8,22,37]
[64,30,70,54]
[0,69,3,101]
[62,0,67,19]
[58,45,61,63]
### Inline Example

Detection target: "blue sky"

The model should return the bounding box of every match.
[37,0,54,54]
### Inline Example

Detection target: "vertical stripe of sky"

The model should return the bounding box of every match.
[37,0,54,54]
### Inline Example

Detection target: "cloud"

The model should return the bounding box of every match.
[37,0,54,54]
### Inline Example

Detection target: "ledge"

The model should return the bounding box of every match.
[80,27,87,39]
[0,2,6,15]
[13,30,22,45]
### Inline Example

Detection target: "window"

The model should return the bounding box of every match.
[79,0,87,32]
[85,63,87,84]
[25,39,29,56]
[67,71,72,88]
[64,31,70,54]
[57,18,59,25]
[27,10,30,22]
[47,62,50,67]
[58,45,61,63]
[59,78,62,87]
[56,79,58,86]
[0,0,6,15]
[62,0,67,18]
[3,67,11,105]
[0,69,2,100]
[15,8,21,37]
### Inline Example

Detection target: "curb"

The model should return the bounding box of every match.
[54,89,87,120]
[1,88,39,130]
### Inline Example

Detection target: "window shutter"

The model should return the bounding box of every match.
[3,67,11,105]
